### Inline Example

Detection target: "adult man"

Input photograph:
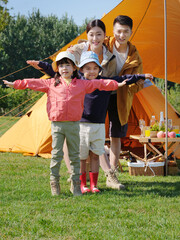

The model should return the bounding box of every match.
[100,15,143,187]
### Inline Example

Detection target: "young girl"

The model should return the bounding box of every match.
[3,51,121,196]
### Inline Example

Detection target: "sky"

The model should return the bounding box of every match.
[6,0,122,26]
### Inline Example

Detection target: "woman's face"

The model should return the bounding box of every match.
[87,26,106,50]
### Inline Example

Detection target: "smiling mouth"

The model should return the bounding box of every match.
[93,42,99,45]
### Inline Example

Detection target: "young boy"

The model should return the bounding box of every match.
[102,15,144,175]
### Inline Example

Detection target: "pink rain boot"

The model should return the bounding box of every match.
[89,172,100,193]
[80,172,91,194]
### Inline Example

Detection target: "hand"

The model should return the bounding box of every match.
[3,80,14,88]
[67,45,74,54]
[118,79,127,87]
[145,73,153,81]
[26,60,42,70]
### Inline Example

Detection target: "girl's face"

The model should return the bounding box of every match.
[81,62,100,80]
[87,26,106,51]
[58,59,76,79]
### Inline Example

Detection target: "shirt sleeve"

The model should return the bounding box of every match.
[38,62,55,77]
[13,78,51,92]
[84,79,118,93]
[112,74,146,85]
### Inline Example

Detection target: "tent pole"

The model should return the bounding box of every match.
[164,0,168,176]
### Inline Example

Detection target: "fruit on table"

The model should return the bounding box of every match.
[168,131,176,138]
[157,131,165,138]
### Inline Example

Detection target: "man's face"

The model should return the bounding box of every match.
[113,23,132,45]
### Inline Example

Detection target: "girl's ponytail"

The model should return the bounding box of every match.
[54,72,61,87]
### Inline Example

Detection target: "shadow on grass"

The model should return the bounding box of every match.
[100,180,180,198]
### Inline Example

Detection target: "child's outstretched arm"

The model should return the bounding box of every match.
[27,60,55,77]
[4,79,50,92]
[3,80,14,88]
[112,74,153,85]
[26,60,42,70]
[144,73,153,81]
[117,80,127,87]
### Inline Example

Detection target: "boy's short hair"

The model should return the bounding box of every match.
[113,15,133,29]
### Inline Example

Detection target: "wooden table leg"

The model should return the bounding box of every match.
[144,143,147,161]
[148,143,163,155]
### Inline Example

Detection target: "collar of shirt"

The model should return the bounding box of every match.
[62,78,72,85]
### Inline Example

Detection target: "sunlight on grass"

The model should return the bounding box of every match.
[0,153,180,239]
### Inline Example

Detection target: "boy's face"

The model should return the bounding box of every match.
[113,23,132,46]
[81,62,100,80]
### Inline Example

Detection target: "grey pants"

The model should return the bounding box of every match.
[50,121,80,181]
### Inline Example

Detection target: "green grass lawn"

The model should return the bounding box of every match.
[0,152,180,240]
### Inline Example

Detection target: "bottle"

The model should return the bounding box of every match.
[150,115,156,127]
[159,111,164,130]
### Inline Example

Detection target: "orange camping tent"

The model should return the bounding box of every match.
[0,0,180,157]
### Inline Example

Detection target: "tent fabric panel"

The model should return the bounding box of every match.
[0,94,51,156]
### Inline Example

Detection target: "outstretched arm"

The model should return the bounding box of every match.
[26,60,42,70]
[27,60,55,77]
[113,74,153,85]
[3,80,14,88]
[144,73,153,81]
[117,80,127,87]
[4,78,50,92]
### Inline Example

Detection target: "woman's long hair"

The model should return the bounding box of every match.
[54,58,79,87]
[86,19,106,34]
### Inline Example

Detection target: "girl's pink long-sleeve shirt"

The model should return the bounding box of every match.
[14,77,118,122]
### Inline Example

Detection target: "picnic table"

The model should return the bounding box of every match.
[129,135,180,163]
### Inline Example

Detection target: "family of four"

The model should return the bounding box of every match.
[4,15,153,196]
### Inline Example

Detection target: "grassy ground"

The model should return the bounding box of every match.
[0,152,180,240]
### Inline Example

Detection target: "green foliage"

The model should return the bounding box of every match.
[154,78,180,113]
[0,85,43,116]
[0,10,79,81]
[78,17,95,34]
[0,0,10,33]
[150,122,159,131]
[150,122,166,131]
[0,154,180,239]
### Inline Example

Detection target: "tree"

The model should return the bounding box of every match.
[154,78,180,113]
[0,10,79,81]
[78,17,94,34]
[0,0,10,32]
